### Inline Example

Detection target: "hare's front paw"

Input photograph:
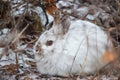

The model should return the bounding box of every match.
[36,60,69,76]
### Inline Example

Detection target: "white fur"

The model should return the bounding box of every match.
[34,20,113,76]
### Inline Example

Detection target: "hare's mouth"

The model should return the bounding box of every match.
[37,51,43,55]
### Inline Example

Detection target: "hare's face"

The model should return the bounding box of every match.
[35,15,71,56]
[36,30,57,55]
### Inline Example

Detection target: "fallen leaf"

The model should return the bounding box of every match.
[102,50,116,63]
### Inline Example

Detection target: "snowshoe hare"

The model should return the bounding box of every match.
[34,12,115,76]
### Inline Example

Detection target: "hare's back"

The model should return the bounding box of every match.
[64,20,111,62]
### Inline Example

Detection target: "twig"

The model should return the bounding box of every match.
[40,4,49,26]
[15,51,19,72]
[12,24,29,44]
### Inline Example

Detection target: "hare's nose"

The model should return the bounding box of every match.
[35,43,42,52]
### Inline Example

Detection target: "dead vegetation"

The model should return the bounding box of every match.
[0,0,120,80]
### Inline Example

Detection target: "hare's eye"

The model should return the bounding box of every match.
[46,40,53,46]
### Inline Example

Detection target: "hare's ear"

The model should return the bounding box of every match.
[60,15,71,35]
[52,11,71,35]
